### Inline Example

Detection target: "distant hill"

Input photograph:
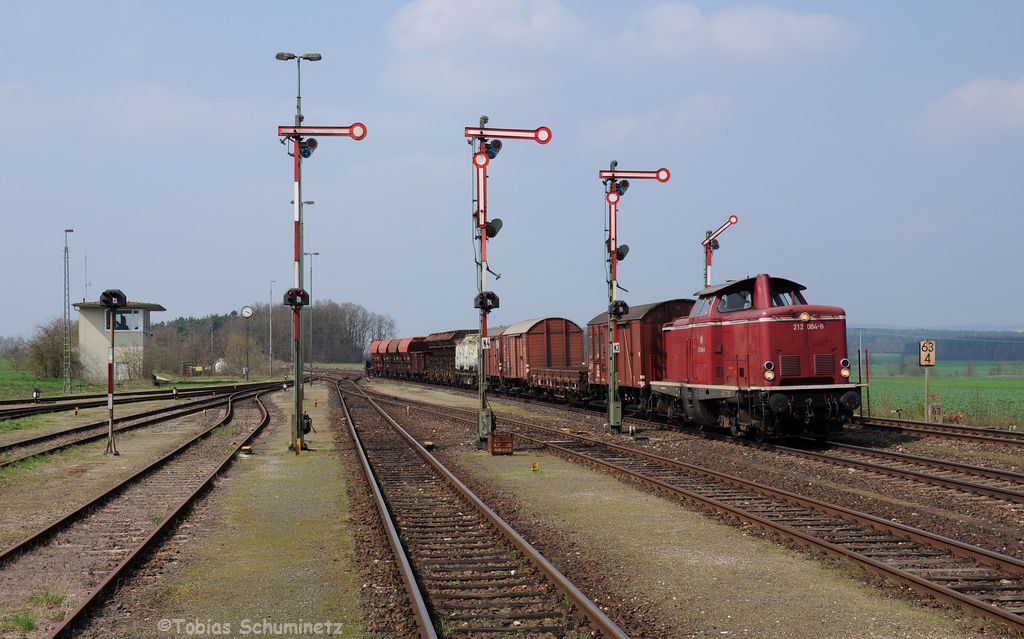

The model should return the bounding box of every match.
[847,327,1024,360]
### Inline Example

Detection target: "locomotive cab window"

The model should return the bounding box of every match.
[771,290,808,307]
[717,288,753,313]
[691,297,712,317]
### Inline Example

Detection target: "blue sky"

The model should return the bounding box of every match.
[2,1,1022,338]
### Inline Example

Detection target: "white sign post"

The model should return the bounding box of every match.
[919,340,936,421]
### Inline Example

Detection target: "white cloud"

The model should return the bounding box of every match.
[925,77,1024,137]
[581,93,731,148]
[385,0,583,98]
[389,0,579,50]
[619,3,856,58]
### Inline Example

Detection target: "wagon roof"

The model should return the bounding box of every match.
[587,299,695,326]
[424,329,475,343]
[695,275,805,297]
[501,317,580,336]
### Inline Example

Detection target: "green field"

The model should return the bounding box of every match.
[0,356,271,401]
[852,355,1024,427]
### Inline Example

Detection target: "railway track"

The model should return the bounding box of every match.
[336,381,628,638]
[0,390,273,638]
[0,382,291,469]
[0,380,290,422]
[359,386,1024,632]
[858,416,1024,447]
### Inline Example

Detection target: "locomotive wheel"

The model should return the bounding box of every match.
[730,421,741,438]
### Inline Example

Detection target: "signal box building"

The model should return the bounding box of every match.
[74,300,166,381]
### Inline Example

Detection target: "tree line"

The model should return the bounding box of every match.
[848,328,1024,361]
[0,299,396,379]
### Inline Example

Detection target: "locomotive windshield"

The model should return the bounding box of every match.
[771,289,808,307]
[717,287,753,312]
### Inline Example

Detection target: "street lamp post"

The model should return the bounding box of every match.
[63,228,74,394]
[303,251,319,363]
[241,306,254,381]
[597,162,671,434]
[277,51,366,454]
[464,116,552,447]
[269,280,275,377]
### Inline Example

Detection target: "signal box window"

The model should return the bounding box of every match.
[717,288,753,313]
[771,290,808,307]
[105,309,141,331]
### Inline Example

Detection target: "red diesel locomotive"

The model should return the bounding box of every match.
[368,273,861,439]
[651,274,861,439]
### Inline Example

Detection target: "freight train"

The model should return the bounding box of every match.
[367,274,862,440]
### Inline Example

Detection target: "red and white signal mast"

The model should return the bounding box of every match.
[276,51,366,455]
[598,162,670,434]
[464,116,552,446]
[701,214,739,288]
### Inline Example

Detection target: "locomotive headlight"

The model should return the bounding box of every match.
[764,370,776,381]
[840,367,851,378]
[840,358,850,368]
[799,312,811,322]
[763,361,775,371]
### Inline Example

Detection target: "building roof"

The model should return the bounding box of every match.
[73,301,166,311]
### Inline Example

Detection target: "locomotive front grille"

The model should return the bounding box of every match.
[814,354,835,376]
[780,355,801,376]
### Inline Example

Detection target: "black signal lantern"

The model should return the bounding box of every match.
[283,288,310,307]
[615,243,630,261]
[485,218,503,238]
[300,137,318,158]
[484,138,502,159]
[710,238,720,251]
[614,179,630,196]
[100,289,127,308]
[609,300,630,318]
[474,291,500,312]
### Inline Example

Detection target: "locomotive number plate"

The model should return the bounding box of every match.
[793,322,826,331]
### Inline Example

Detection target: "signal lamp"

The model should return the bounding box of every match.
[615,244,629,261]
[474,291,500,312]
[305,138,318,150]
[485,139,502,159]
[840,368,851,379]
[615,180,630,196]
[764,369,776,381]
[711,239,720,251]
[485,218,503,238]
[799,312,811,322]
[609,300,630,317]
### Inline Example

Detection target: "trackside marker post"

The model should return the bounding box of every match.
[465,116,551,449]
[276,51,366,455]
[700,214,739,288]
[598,164,670,434]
